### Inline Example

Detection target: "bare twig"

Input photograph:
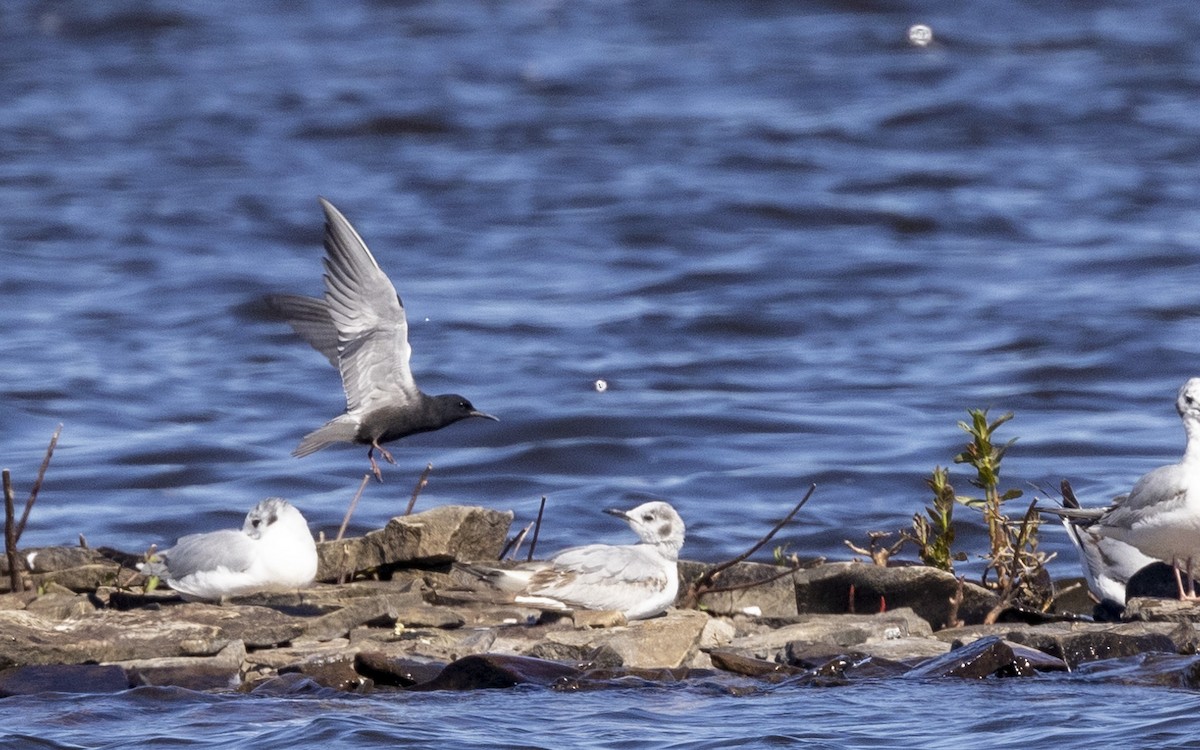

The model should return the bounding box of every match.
[946,576,965,628]
[4,470,23,593]
[527,496,548,562]
[681,484,816,608]
[404,463,433,516]
[693,559,801,597]
[983,499,1041,625]
[15,424,62,543]
[498,523,532,561]
[336,473,373,541]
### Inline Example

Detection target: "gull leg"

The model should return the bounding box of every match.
[1189,557,1198,600]
[374,440,396,466]
[1172,557,1187,601]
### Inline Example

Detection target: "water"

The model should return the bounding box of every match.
[6,679,1200,750]
[3,0,1200,745]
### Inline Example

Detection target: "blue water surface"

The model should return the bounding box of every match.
[3,0,1200,745]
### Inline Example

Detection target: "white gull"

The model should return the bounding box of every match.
[1050,378,1200,602]
[146,498,318,602]
[462,501,685,620]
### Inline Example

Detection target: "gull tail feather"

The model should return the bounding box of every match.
[294,417,359,457]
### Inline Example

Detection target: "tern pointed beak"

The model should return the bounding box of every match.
[469,410,500,421]
[602,508,629,520]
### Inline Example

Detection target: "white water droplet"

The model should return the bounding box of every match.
[907,24,933,47]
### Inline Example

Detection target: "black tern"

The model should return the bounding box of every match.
[268,198,497,480]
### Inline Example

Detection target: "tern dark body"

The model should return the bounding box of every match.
[268,198,496,479]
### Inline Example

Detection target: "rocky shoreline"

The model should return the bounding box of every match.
[3,504,1200,697]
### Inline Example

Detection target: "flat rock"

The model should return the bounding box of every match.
[794,562,997,628]
[708,649,806,679]
[316,505,513,582]
[355,652,447,688]
[410,653,580,690]
[0,664,133,697]
[727,608,932,661]
[24,591,96,620]
[1123,597,1200,623]
[941,621,1193,669]
[279,650,372,693]
[20,546,122,573]
[118,640,247,692]
[905,635,1068,679]
[526,609,710,669]
[0,609,229,668]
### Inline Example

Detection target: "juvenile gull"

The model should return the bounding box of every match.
[145,498,318,602]
[268,198,497,480]
[1048,378,1200,602]
[461,501,685,620]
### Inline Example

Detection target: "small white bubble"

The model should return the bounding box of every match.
[907,24,933,47]
[594,379,608,392]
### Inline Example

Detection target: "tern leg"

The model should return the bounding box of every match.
[367,447,383,483]
[367,440,397,483]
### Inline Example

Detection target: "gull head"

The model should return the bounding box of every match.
[242,497,306,541]
[603,501,685,555]
[1176,378,1200,422]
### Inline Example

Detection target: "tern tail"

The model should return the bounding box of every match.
[294,417,359,457]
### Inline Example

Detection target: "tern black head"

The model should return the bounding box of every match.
[432,394,500,425]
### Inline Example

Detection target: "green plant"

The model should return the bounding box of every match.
[907,466,964,571]
[939,408,1054,619]
[953,409,1025,586]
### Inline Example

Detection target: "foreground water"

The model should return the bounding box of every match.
[3,0,1200,745]
[6,678,1200,750]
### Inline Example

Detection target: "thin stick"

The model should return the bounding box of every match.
[337,473,372,541]
[498,523,532,561]
[15,424,62,543]
[404,463,433,516]
[702,485,815,584]
[527,496,548,562]
[4,470,22,593]
[695,560,801,597]
[681,484,817,608]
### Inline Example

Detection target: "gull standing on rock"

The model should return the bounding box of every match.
[268,198,497,480]
[145,498,318,602]
[460,501,686,620]
[1050,378,1200,602]
[1050,482,1157,607]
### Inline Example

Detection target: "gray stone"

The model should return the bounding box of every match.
[0,609,229,668]
[354,652,447,688]
[679,560,798,617]
[24,591,96,620]
[316,505,513,582]
[708,649,806,679]
[409,653,580,690]
[0,664,132,696]
[118,640,247,692]
[279,651,372,693]
[527,609,710,669]
[905,635,1068,679]
[1124,597,1200,623]
[726,608,932,661]
[794,562,997,628]
[21,546,120,573]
